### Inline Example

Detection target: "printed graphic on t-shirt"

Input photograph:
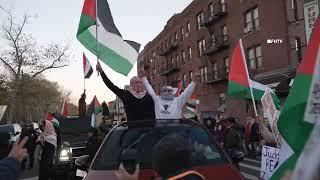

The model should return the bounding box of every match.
[161,104,171,114]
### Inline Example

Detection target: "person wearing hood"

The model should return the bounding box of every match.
[38,120,57,180]
[96,62,155,122]
[139,67,200,120]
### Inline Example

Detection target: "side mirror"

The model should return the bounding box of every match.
[75,155,89,178]
[230,149,244,164]
[120,149,137,174]
[75,155,90,168]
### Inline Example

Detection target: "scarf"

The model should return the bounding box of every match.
[38,120,57,148]
[129,89,146,99]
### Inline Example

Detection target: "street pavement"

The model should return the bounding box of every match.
[240,156,262,180]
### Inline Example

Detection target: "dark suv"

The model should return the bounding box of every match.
[53,116,91,178]
[77,120,244,180]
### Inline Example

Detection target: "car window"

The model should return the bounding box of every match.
[91,125,227,170]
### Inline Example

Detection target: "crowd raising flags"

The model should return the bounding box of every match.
[76,0,140,76]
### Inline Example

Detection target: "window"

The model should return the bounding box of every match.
[292,0,298,21]
[166,40,169,48]
[186,22,190,37]
[209,3,214,17]
[182,51,186,64]
[176,54,179,65]
[247,45,263,69]
[181,27,184,40]
[224,57,230,73]
[221,25,228,42]
[244,7,259,33]
[218,93,226,112]
[175,32,178,41]
[188,47,192,61]
[213,63,218,80]
[198,39,206,56]
[190,71,193,82]
[196,12,205,30]
[171,57,174,66]
[295,37,302,62]
[200,66,208,82]
[183,74,187,87]
[158,65,160,76]
[220,0,226,12]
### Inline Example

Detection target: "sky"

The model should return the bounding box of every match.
[0,0,193,104]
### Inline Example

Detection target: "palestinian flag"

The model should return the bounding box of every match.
[46,112,59,128]
[182,95,199,118]
[87,95,103,127]
[83,53,93,78]
[228,39,280,108]
[271,17,320,180]
[76,0,140,76]
[61,99,69,117]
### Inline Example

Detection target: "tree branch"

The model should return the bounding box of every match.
[0,57,16,76]
[31,64,68,78]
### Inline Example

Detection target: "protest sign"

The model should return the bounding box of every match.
[261,145,280,180]
[0,106,7,122]
[261,90,282,145]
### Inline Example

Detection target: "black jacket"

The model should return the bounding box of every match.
[100,71,155,121]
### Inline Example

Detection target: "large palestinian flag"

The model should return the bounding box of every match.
[76,0,140,76]
[271,17,320,180]
[228,39,280,107]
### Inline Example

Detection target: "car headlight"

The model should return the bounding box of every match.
[59,149,71,162]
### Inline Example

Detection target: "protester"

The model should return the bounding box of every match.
[96,62,155,122]
[78,91,87,118]
[245,116,260,157]
[234,118,247,154]
[20,124,38,170]
[38,120,57,180]
[224,117,243,168]
[115,133,205,180]
[215,117,228,147]
[139,68,200,120]
[204,117,215,132]
[0,137,28,180]
[86,128,102,163]
[256,117,277,147]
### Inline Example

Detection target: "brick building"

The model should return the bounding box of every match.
[137,0,317,121]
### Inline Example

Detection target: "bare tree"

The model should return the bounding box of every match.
[0,7,71,123]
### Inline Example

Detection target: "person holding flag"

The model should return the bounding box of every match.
[96,62,155,122]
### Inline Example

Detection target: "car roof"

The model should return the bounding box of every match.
[112,119,203,131]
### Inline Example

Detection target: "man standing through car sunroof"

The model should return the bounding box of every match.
[139,67,200,120]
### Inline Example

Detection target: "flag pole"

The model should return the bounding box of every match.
[240,39,258,117]
[96,0,100,76]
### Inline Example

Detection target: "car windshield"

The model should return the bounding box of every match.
[91,125,227,170]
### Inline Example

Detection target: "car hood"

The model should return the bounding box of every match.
[84,163,243,180]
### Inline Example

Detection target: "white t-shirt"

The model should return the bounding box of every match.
[142,77,196,119]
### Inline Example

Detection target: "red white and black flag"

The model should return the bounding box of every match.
[83,53,93,78]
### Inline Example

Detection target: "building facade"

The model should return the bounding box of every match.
[138,0,317,121]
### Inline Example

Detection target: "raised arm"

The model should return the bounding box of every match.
[138,67,157,100]
[177,74,200,108]
[96,62,125,99]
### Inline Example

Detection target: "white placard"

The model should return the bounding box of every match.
[0,106,7,122]
[304,0,319,43]
[261,145,280,180]
[304,51,320,124]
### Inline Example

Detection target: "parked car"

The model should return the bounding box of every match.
[76,119,244,180]
[53,115,91,179]
[0,124,21,143]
